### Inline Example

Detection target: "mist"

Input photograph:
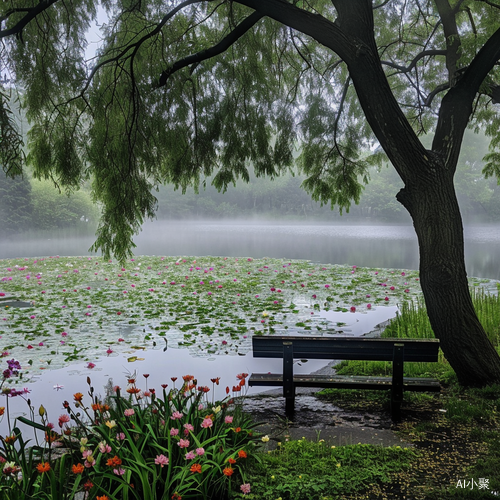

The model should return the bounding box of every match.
[1,219,500,280]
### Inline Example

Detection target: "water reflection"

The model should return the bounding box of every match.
[2,221,498,278]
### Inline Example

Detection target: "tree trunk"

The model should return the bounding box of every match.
[397,159,500,386]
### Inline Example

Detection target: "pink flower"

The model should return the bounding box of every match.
[58,414,70,428]
[350,306,356,313]
[61,332,68,337]
[113,467,125,476]
[116,433,126,441]
[240,483,251,495]
[185,451,196,460]
[87,362,96,369]
[170,428,179,436]
[201,418,213,429]
[124,409,135,417]
[155,454,169,467]
[171,411,183,420]
[367,304,372,309]
[225,416,233,424]
[183,423,194,433]
[196,447,205,456]
[178,439,190,448]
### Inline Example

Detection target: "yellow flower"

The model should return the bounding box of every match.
[262,311,269,317]
[105,420,116,429]
[80,437,88,446]
[331,445,336,449]
[38,405,46,417]
[336,463,341,467]
[271,475,275,480]
[212,405,221,414]
[261,435,270,443]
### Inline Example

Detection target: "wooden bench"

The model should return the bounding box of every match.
[248,336,441,421]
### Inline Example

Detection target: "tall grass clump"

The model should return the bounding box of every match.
[384,288,500,347]
[336,287,500,380]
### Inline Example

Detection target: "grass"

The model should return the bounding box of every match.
[244,288,500,499]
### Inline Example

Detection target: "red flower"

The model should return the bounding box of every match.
[190,463,202,474]
[238,450,247,459]
[223,467,234,476]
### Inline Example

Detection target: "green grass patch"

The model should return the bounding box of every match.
[246,440,418,500]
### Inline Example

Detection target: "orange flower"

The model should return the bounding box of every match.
[126,387,141,394]
[190,463,202,474]
[106,455,122,467]
[74,392,83,402]
[233,427,241,433]
[228,458,237,464]
[4,435,17,445]
[96,496,110,500]
[45,431,59,443]
[36,462,51,473]
[238,450,247,459]
[72,463,84,474]
[171,493,182,500]
[0,407,5,416]
[223,467,234,476]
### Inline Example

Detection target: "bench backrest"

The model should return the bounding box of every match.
[252,335,439,362]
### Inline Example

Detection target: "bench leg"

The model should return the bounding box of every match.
[391,344,404,422]
[285,397,295,417]
[391,400,401,422]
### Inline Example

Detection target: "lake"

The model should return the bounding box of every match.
[2,220,499,278]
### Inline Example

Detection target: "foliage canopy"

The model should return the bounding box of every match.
[1,0,499,260]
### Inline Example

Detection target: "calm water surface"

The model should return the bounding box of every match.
[2,220,499,278]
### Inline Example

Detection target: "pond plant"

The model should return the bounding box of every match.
[2,254,484,380]
[0,364,257,499]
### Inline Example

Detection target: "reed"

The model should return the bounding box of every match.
[337,288,500,379]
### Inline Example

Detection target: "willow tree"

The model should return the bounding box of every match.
[1,0,500,386]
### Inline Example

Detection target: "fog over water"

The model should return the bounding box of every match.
[1,220,499,279]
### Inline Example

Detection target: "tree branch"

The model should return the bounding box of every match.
[0,0,59,39]
[425,82,450,106]
[432,25,500,165]
[381,49,447,73]
[157,10,264,88]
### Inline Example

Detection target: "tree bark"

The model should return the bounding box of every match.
[397,160,500,386]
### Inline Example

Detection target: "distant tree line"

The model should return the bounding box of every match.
[155,133,500,223]
[2,133,498,234]
[0,174,99,235]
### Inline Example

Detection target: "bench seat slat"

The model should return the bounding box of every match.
[252,336,439,362]
[248,373,441,391]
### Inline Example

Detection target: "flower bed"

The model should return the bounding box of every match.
[0,365,256,499]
